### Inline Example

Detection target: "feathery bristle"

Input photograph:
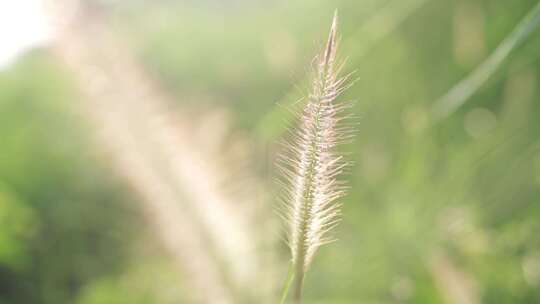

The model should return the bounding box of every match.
[278,11,353,279]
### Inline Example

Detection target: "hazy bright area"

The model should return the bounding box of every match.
[2,0,540,303]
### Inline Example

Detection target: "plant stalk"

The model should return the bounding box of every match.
[279,262,295,304]
[292,269,305,303]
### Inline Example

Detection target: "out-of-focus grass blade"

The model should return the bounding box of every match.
[432,1,540,119]
[256,0,430,141]
[346,0,430,58]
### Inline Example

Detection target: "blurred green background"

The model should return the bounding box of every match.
[2,0,540,303]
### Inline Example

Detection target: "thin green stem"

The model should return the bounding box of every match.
[432,1,540,119]
[279,262,295,304]
[292,270,305,303]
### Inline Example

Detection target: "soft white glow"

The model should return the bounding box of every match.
[0,0,52,69]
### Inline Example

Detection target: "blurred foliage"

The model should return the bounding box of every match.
[0,53,145,303]
[2,0,540,303]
